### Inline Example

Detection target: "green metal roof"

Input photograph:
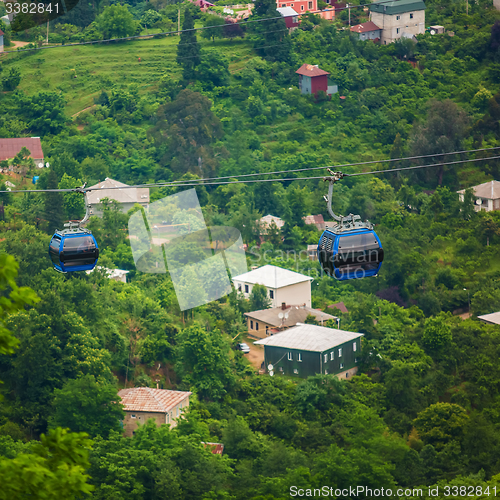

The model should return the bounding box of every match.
[370,0,426,15]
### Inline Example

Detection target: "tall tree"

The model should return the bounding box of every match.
[44,169,64,234]
[250,0,293,63]
[176,8,201,81]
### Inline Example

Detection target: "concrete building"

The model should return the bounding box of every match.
[87,177,150,215]
[0,137,44,164]
[245,302,337,338]
[350,21,382,41]
[255,323,363,379]
[457,180,500,212]
[258,214,285,234]
[369,0,426,45]
[232,264,313,308]
[118,387,191,437]
[296,64,338,96]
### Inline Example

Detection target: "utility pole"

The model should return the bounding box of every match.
[46,20,49,44]
[178,8,181,34]
[348,3,351,26]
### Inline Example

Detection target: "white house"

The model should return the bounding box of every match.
[86,266,130,283]
[86,178,149,216]
[369,0,425,44]
[232,264,313,308]
[457,180,500,212]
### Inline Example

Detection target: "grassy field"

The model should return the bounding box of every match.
[2,35,255,116]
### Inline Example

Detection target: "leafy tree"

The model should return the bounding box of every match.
[0,428,93,500]
[2,68,21,92]
[49,375,125,438]
[250,0,293,63]
[152,90,223,175]
[58,173,84,221]
[141,9,163,28]
[414,403,469,450]
[96,4,137,39]
[195,51,230,89]
[249,283,271,310]
[44,169,64,234]
[175,323,235,400]
[201,14,223,41]
[421,316,452,352]
[176,8,200,81]
[16,92,67,136]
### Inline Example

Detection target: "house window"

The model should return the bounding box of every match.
[355,358,359,363]
[176,407,179,417]
[279,366,284,372]
[131,414,136,419]
[330,351,334,360]
[250,320,254,329]
[353,342,357,352]
[288,352,293,361]
[298,353,302,362]
[396,28,400,34]
[166,414,169,423]
[282,3,285,6]
[396,15,400,20]
[266,326,269,335]
[301,5,304,10]
[325,370,328,375]
[245,284,249,293]
[238,284,242,291]
[346,373,349,378]
[256,322,259,331]
[270,290,274,299]
[308,1,312,8]
[340,363,344,369]
[410,12,413,18]
[338,348,342,357]
[293,368,299,374]
[324,353,328,363]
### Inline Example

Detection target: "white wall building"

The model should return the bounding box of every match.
[232,264,313,308]
[457,180,500,212]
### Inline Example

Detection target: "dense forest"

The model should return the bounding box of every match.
[1,0,500,497]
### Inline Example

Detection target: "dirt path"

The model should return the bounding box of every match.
[246,339,264,370]
[72,105,97,118]
[9,41,30,49]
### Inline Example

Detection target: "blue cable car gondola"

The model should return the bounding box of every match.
[317,170,384,281]
[48,185,99,273]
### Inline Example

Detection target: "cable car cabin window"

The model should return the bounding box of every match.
[61,236,97,267]
[49,236,61,266]
[335,233,383,271]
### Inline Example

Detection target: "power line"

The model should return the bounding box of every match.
[2,153,499,194]
[1,0,407,56]
[164,146,500,185]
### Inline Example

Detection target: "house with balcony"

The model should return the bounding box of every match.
[369,0,426,44]
[457,180,500,212]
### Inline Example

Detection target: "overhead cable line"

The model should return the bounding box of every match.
[2,154,499,194]
[163,146,500,185]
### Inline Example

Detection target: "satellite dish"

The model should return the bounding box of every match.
[476,198,482,205]
[278,313,283,319]
[284,313,289,319]
[430,29,436,35]
[45,162,50,168]
[269,370,274,376]
[267,364,274,371]
[37,162,44,169]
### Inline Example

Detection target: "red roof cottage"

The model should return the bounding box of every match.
[118,387,191,437]
[296,64,338,96]
[277,6,299,29]
[350,21,382,41]
[0,138,44,164]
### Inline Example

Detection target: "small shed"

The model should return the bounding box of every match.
[277,6,299,29]
[478,312,500,326]
[296,64,338,96]
[429,25,444,34]
[350,21,381,41]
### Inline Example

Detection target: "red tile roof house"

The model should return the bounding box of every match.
[118,387,191,437]
[0,138,45,166]
[296,64,338,96]
[350,21,382,42]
